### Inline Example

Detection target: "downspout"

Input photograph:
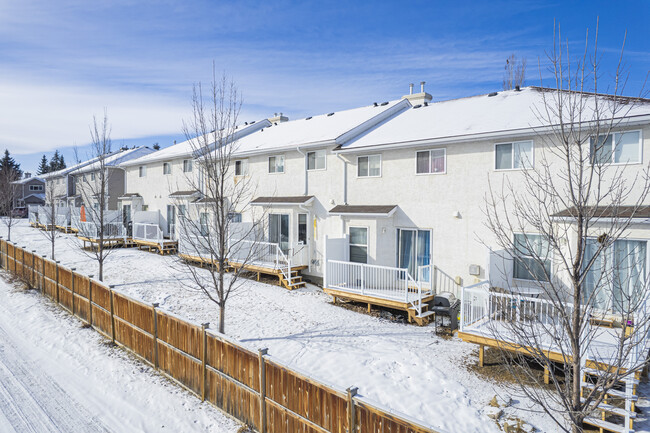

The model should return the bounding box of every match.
[296,146,308,195]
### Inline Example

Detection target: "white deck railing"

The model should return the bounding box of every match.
[326,260,431,305]
[78,221,126,240]
[132,223,164,243]
[28,206,39,225]
[432,265,462,299]
[55,214,68,227]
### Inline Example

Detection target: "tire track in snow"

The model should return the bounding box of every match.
[0,305,112,433]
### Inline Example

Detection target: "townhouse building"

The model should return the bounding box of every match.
[11,173,45,210]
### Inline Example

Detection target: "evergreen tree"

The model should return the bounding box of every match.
[0,149,22,178]
[153,142,160,150]
[48,150,66,172]
[58,154,66,170]
[37,155,49,175]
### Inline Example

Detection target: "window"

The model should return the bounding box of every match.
[583,238,647,313]
[298,213,307,244]
[397,229,431,281]
[513,234,551,281]
[307,150,326,170]
[349,227,368,263]
[139,166,146,177]
[177,204,186,217]
[91,172,95,181]
[163,162,171,175]
[357,155,381,177]
[590,131,641,165]
[29,185,43,191]
[227,212,242,223]
[200,213,209,236]
[268,156,285,173]
[142,205,149,211]
[495,140,533,170]
[416,149,446,174]
[183,159,193,173]
[234,160,247,176]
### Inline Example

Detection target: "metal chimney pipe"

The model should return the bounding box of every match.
[420,81,426,93]
[409,83,414,95]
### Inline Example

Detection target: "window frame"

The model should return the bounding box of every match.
[589,129,643,166]
[349,225,369,264]
[163,162,172,175]
[494,140,534,171]
[512,233,552,282]
[234,159,248,176]
[268,155,285,174]
[306,149,327,171]
[415,148,447,175]
[138,166,146,178]
[29,185,43,192]
[356,154,382,178]
[298,213,308,244]
[183,159,193,173]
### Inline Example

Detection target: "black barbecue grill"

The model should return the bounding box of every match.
[431,292,460,332]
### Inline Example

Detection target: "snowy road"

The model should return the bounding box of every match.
[0,273,240,433]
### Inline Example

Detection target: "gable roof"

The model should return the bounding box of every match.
[72,147,154,174]
[11,176,44,185]
[338,87,650,152]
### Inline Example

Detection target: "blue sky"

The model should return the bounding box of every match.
[1,0,648,173]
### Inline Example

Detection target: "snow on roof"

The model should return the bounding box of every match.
[41,150,121,179]
[338,87,650,151]
[72,147,154,174]
[121,120,270,167]
[230,100,408,156]
[11,176,44,185]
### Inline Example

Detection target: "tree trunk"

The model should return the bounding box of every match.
[99,259,103,282]
[219,303,225,334]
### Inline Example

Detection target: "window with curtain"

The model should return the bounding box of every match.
[235,160,247,176]
[139,166,146,177]
[307,150,326,170]
[416,149,446,174]
[163,162,171,175]
[268,156,285,173]
[349,227,368,263]
[298,213,307,244]
[513,233,551,281]
[357,155,381,177]
[199,213,209,236]
[183,159,193,173]
[495,141,533,170]
[583,238,647,312]
[590,131,641,165]
[397,229,431,280]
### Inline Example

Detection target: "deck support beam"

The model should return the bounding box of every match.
[544,366,550,384]
[478,344,485,368]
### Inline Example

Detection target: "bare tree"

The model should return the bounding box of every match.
[483,22,650,432]
[0,169,20,242]
[41,178,60,260]
[502,53,527,90]
[175,70,265,334]
[77,111,117,282]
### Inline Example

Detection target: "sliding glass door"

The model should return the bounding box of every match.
[397,229,431,281]
[269,214,290,255]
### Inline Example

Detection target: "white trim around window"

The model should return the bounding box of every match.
[139,166,146,177]
[357,154,381,178]
[349,225,369,264]
[163,162,172,175]
[494,140,534,171]
[268,155,285,174]
[234,159,248,176]
[512,232,552,282]
[415,148,446,175]
[183,159,193,173]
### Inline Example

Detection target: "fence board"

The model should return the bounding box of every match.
[113,293,154,335]
[156,311,202,359]
[74,294,90,322]
[74,273,89,298]
[91,304,112,338]
[207,367,260,428]
[91,282,111,310]
[207,335,259,391]
[59,285,73,312]
[33,256,44,290]
[44,260,56,280]
[59,267,72,291]
[157,340,202,394]
[44,278,57,299]
[114,317,155,363]
[266,361,348,433]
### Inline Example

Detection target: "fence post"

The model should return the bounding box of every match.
[12,243,17,274]
[21,246,26,279]
[201,323,210,402]
[71,268,76,316]
[152,303,159,368]
[88,275,94,327]
[55,261,60,304]
[109,285,116,344]
[258,348,268,433]
[0,237,4,269]
[347,386,358,433]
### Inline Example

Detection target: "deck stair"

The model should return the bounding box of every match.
[581,364,640,433]
[280,268,305,290]
[408,299,435,326]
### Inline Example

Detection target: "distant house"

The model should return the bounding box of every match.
[11,173,45,210]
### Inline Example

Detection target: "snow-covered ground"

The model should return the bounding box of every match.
[0,269,241,432]
[3,220,650,433]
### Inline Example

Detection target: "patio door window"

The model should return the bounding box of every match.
[269,214,289,255]
[584,239,647,313]
[166,205,176,236]
[349,227,368,264]
[122,204,131,225]
[199,212,209,236]
[397,229,431,281]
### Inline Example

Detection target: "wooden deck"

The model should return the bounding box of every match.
[132,238,178,255]
[229,261,307,290]
[77,235,129,250]
[55,225,74,233]
[323,287,436,326]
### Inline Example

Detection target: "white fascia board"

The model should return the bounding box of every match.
[192,120,273,159]
[551,216,650,225]
[232,140,337,158]
[335,113,650,154]
[335,99,412,146]
[250,197,315,207]
[329,209,397,218]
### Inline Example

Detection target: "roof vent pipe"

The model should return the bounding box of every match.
[409,83,414,95]
[420,81,426,93]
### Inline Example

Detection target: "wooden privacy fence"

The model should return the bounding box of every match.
[0,238,441,433]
